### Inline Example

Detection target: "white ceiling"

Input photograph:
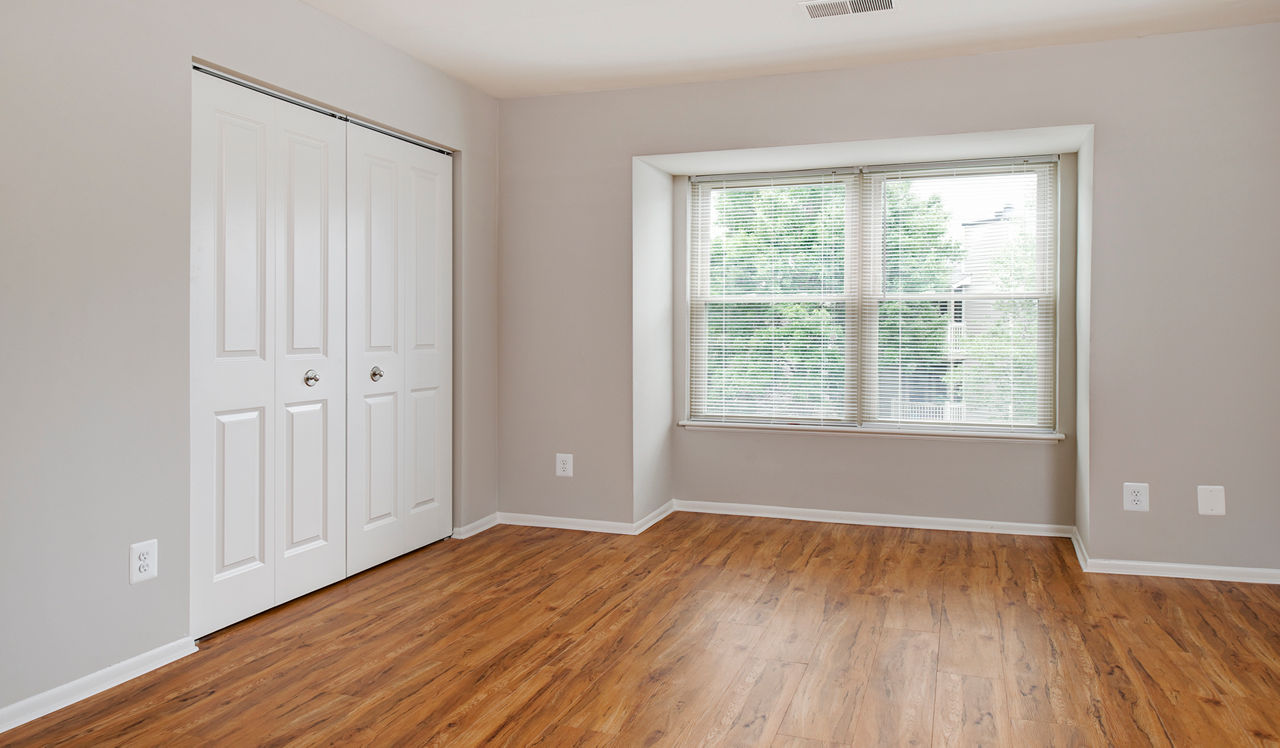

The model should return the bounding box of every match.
[300,0,1280,98]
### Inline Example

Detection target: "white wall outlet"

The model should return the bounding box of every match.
[1197,485,1226,516]
[130,539,158,584]
[1123,482,1149,512]
[555,453,573,477]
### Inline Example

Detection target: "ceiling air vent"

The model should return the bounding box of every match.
[800,0,893,19]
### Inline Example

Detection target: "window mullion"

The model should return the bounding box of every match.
[859,173,883,427]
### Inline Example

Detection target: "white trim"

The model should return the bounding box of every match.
[451,513,499,540]
[671,499,1073,537]
[496,512,639,535]
[455,503,1279,585]
[634,500,676,534]
[494,501,677,537]
[477,500,1068,539]
[0,638,197,734]
[672,175,692,422]
[1070,526,1090,574]
[1071,528,1280,585]
[639,125,1094,177]
[678,420,1066,443]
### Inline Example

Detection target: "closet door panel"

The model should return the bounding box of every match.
[347,126,452,575]
[218,120,268,359]
[410,388,438,511]
[191,72,277,638]
[283,136,328,355]
[403,155,453,546]
[273,103,347,603]
[215,408,267,574]
[193,72,348,634]
[347,127,407,574]
[363,392,400,525]
[282,401,326,549]
[366,160,400,352]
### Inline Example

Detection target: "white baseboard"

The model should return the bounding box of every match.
[452,513,499,540]
[464,500,1069,540]
[454,502,1277,585]
[0,637,196,734]
[671,499,1074,538]
[489,502,676,536]
[1071,528,1280,584]
[1069,527,1090,574]
[497,511,636,534]
[496,510,641,535]
[634,501,676,534]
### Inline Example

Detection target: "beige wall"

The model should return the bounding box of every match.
[631,162,675,523]
[0,0,499,709]
[499,24,1280,567]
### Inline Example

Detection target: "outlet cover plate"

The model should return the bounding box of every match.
[555,453,573,478]
[130,539,158,584]
[1123,482,1150,512]
[1197,485,1226,516]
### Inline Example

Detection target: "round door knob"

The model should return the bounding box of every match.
[303,370,320,387]
[370,366,384,382]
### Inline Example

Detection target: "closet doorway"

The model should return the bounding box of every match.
[189,69,452,638]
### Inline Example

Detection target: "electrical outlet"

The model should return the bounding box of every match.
[555,453,573,478]
[1123,482,1149,512]
[1197,485,1226,516]
[130,539,158,584]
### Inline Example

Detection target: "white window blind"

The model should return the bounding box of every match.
[688,157,1057,433]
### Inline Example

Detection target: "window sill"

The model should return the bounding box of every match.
[677,419,1066,444]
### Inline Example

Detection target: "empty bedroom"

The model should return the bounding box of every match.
[1,0,1278,745]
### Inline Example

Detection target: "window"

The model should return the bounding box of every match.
[686,157,1057,434]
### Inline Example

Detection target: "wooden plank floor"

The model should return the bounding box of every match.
[5,512,1279,746]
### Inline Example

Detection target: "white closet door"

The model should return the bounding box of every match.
[191,73,277,636]
[346,125,452,575]
[191,72,347,637]
[273,99,347,603]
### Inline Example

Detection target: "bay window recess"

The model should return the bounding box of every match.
[685,156,1058,435]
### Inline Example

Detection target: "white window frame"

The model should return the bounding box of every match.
[675,156,1067,441]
